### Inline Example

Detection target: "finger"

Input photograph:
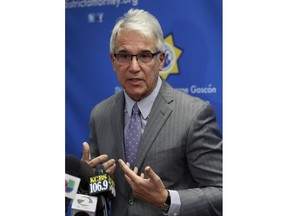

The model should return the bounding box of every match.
[133,166,138,174]
[118,159,129,170]
[81,142,90,162]
[103,159,116,174]
[105,163,116,175]
[118,160,133,183]
[144,166,159,181]
[118,159,138,180]
[124,174,133,185]
[102,158,116,169]
[89,154,108,168]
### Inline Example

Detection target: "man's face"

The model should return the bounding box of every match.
[110,30,165,101]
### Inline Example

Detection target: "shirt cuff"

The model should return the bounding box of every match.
[162,190,181,216]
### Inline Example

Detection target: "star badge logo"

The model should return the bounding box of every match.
[160,34,183,80]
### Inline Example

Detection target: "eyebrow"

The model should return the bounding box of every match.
[117,49,153,54]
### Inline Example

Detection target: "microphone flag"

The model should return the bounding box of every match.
[71,194,98,216]
[65,173,81,200]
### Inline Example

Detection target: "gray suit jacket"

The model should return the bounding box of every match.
[89,80,222,216]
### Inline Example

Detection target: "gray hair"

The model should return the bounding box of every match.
[109,9,165,53]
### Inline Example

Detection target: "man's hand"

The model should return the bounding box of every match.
[118,159,168,208]
[81,142,116,175]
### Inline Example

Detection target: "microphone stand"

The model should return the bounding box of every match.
[96,195,108,216]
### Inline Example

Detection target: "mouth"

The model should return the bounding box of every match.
[127,78,143,85]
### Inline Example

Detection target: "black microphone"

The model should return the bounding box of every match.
[67,155,98,216]
[78,160,95,193]
[89,164,116,216]
[65,155,82,213]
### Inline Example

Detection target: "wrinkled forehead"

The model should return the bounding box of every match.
[115,29,157,52]
[116,28,156,42]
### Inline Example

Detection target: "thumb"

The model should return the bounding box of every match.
[81,142,90,162]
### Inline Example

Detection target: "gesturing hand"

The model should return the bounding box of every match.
[118,159,168,208]
[81,142,116,175]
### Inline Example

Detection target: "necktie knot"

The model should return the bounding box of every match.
[132,103,140,116]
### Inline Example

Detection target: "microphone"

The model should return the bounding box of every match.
[89,164,116,216]
[65,155,82,213]
[78,159,95,193]
[89,164,116,199]
[67,156,99,216]
[70,194,98,216]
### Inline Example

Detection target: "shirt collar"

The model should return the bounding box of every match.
[124,76,162,119]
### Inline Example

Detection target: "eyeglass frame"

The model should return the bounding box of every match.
[113,51,161,64]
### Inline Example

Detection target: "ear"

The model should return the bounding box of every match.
[158,52,166,70]
[110,53,116,71]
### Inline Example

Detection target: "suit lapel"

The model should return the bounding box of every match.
[135,81,174,170]
[110,92,126,160]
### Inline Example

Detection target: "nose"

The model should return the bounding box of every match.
[129,55,141,71]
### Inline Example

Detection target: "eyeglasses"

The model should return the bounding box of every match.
[114,51,161,64]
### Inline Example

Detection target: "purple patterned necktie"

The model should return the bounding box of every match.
[125,103,142,167]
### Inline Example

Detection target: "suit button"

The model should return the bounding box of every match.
[128,199,134,205]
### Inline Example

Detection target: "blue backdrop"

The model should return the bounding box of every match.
[65,0,222,159]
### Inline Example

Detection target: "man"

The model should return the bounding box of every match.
[81,8,222,216]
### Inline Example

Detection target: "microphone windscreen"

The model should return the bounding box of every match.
[78,161,95,191]
[66,155,81,177]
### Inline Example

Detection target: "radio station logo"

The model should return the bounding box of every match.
[160,34,183,80]
[89,174,116,197]
[77,196,93,206]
